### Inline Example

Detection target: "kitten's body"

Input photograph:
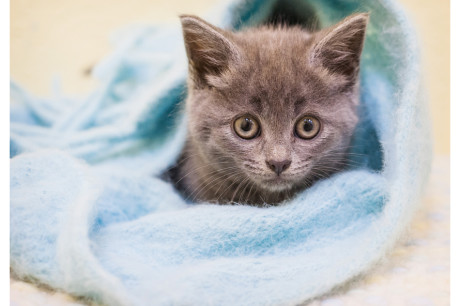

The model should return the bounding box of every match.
[170,14,368,205]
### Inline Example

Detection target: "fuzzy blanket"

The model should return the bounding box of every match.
[10,0,432,305]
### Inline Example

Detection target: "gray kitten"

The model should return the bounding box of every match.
[170,13,369,205]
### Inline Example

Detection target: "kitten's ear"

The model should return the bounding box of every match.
[180,15,240,88]
[309,13,369,80]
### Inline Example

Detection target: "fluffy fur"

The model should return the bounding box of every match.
[172,14,368,205]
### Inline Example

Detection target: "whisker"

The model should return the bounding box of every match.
[187,167,240,203]
[230,177,250,204]
[216,171,245,202]
[175,161,234,185]
[237,177,253,204]
[243,180,257,204]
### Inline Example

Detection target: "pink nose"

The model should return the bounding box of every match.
[266,159,291,175]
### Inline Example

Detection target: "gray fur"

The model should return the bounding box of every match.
[171,13,369,205]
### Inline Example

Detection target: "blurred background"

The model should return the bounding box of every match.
[10,0,450,155]
[9,1,450,305]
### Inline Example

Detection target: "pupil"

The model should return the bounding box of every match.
[303,119,314,132]
[241,118,252,132]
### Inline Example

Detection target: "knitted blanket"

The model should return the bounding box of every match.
[10,0,431,305]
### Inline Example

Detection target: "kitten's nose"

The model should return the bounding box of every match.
[266,159,291,176]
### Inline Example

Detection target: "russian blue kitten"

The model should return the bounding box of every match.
[171,13,369,205]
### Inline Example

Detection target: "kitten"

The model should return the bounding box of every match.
[170,13,369,205]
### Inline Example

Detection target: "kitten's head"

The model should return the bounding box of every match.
[180,14,368,195]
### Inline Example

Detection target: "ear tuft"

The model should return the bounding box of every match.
[180,15,239,88]
[309,13,369,80]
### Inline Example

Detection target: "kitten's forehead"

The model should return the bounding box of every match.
[216,27,332,108]
[235,28,314,76]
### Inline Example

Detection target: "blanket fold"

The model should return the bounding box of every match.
[10,0,431,305]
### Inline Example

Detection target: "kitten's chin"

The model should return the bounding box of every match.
[259,178,295,192]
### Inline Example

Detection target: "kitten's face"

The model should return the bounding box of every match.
[180,14,368,196]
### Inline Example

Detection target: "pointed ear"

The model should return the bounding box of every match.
[180,15,240,88]
[309,13,369,80]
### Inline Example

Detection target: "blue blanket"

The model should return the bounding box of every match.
[10,0,432,305]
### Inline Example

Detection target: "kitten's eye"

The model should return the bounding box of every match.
[233,115,260,139]
[295,116,321,139]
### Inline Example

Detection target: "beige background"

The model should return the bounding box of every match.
[10,0,449,154]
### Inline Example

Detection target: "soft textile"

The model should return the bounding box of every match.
[10,0,431,305]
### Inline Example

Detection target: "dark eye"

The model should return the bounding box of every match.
[233,115,260,139]
[295,116,321,139]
